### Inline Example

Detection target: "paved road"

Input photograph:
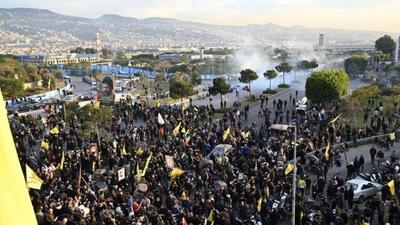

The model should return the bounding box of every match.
[70,76,91,95]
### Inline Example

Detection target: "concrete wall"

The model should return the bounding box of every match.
[23,80,43,90]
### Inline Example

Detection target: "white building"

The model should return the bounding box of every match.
[319,34,325,48]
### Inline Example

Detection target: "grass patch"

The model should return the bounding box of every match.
[340,95,400,129]
[261,87,286,97]
[278,84,291,88]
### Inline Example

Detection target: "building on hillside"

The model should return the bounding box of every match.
[319,34,325,48]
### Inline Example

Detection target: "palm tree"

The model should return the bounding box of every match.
[263,70,278,90]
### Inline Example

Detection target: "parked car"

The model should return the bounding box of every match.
[345,178,383,202]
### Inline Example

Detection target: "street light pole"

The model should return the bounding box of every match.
[291,122,297,225]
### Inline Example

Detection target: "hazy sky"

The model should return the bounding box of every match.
[1,0,399,32]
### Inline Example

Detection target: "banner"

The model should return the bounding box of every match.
[165,155,175,169]
[118,168,125,181]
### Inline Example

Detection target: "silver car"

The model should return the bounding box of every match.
[346,178,383,202]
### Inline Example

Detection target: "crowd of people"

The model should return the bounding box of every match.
[8,90,400,225]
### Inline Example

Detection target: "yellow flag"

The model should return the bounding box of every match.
[136,147,143,156]
[141,153,153,176]
[50,126,59,134]
[257,197,263,212]
[121,145,128,156]
[181,191,189,201]
[285,163,294,175]
[389,133,395,141]
[94,101,100,109]
[155,99,161,107]
[181,127,186,134]
[41,140,49,151]
[245,131,250,139]
[329,113,342,124]
[135,163,142,180]
[388,180,395,195]
[324,142,330,160]
[223,127,230,141]
[170,167,185,178]
[60,151,65,170]
[26,165,43,190]
[208,210,214,222]
[173,122,181,137]
[0,90,37,225]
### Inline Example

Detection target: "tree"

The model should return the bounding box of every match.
[24,63,40,82]
[209,77,231,108]
[170,79,196,116]
[305,69,349,103]
[42,75,56,89]
[298,60,318,71]
[375,35,396,55]
[275,62,293,86]
[263,70,278,90]
[0,77,24,98]
[113,52,129,66]
[274,48,289,61]
[169,72,188,84]
[344,56,368,77]
[54,69,64,80]
[190,70,202,85]
[239,69,258,98]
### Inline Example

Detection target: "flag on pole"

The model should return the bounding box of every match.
[26,165,43,190]
[173,122,181,137]
[285,163,294,175]
[329,113,342,124]
[59,151,65,170]
[324,142,330,160]
[207,210,214,222]
[170,167,185,178]
[223,127,230,141]
[0,89,37,225]
[136,147,143,156]
[388,180,395,195]
[141,153,153,176]
[135,163,142,180]
[257,197,263,212]
[157,113,165,125]
[121,145,128,156]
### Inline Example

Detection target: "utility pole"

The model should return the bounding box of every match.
[291,122,297,225]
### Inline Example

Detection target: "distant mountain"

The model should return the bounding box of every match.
[0,7,394,51]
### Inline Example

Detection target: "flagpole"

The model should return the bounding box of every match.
[291,122,297,225]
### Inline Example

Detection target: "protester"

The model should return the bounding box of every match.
[8,90,400,225]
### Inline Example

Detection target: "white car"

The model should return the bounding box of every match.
[346,178,383,202]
